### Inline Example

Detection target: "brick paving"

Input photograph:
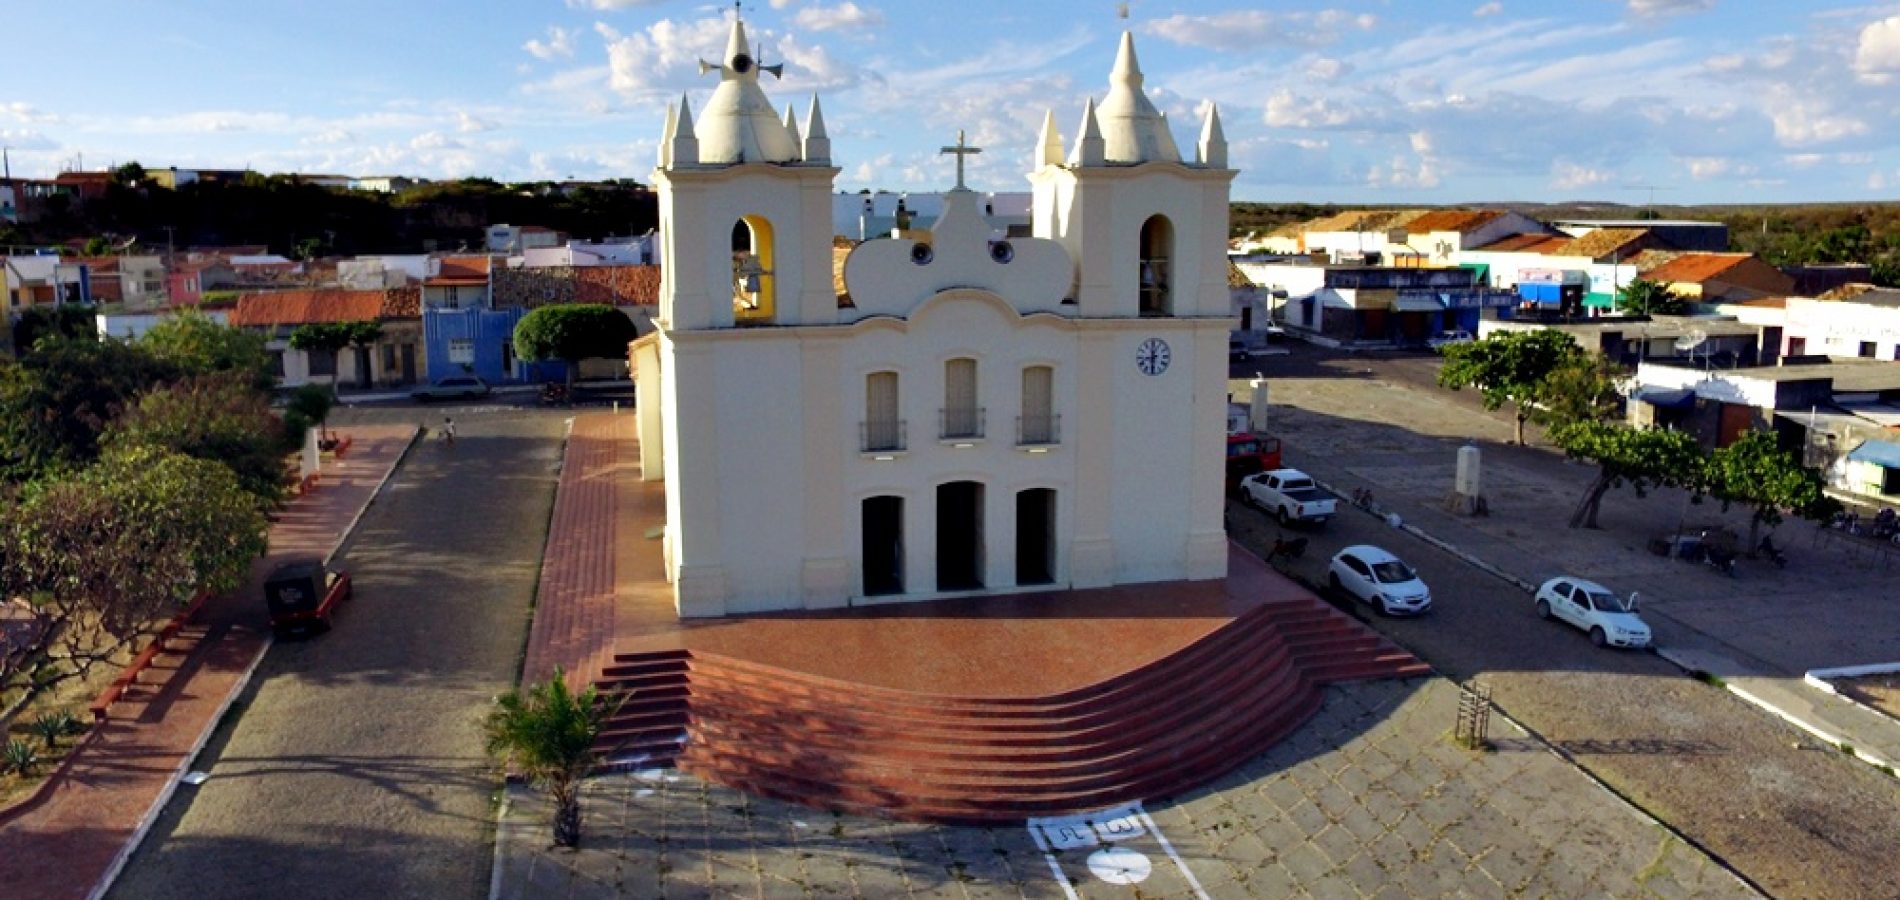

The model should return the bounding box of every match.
[0,425,416,900]
[523,413,638,689]
[498,678,1755,899]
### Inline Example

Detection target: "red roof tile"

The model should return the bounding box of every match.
[1403,209,1505,235]
[229,289,393,327]
[1640,253,1751,284]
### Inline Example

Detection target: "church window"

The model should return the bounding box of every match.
[731,216,776,325]
[1019,366,1057,446]
[910,242,934,265]
[989,241,1014,264]
[942,358,982,439]
[1139,214,1174,317]
[863,371,903,452]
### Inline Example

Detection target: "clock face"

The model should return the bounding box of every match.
[1136,338,1171,376]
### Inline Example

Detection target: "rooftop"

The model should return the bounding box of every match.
[1639,252,1755,284]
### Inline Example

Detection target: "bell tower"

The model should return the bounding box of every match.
[654,15,839,332]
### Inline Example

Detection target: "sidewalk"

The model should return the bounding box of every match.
[1272,398,1900,782]
[0,424,418,900]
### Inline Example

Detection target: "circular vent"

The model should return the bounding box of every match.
[731,53,754,74]
[910,243,934,265]
[989,241,1014,264]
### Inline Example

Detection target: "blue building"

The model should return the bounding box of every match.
[422,306,527,384]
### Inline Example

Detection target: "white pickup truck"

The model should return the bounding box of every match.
[1241,468,1338,527]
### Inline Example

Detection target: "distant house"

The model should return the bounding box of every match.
[1633,251,1796,303]
[1552,219,1729,253]
[423,306,528,385]
[484,224,563,254]
[421,255,494,310]
[349,175,425,193]
[1390,209,1549,267]
[1236,259,1517,345]
[229,287,423,389]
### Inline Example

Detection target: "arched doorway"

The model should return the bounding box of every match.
[1139,214,1173,317]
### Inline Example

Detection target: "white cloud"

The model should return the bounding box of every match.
[1474,2,1503,16]
[1144,9,1376,53]
[1767,90,1870,144]
[566,0,667,9]
[1263,89,1361,128]
[794,2,885,32]
[1682,156,1756,179]
[1306,57,1352,82]
[456,111,496,133]
[0,128,57,150]
[1855,15,1900,76]
[848,152,893,186]
[1626,0,1715,17]
[1551,160,1613,190]
[524,26,579,60]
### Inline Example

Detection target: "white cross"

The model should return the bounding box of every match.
[939,129,982,190]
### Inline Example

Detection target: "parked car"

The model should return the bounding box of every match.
[1240,468,1337,526]
[410,375,491,402]
[1229,337,1252,362]
[1328,545,1432,615]
[1533,576,1651,648]
[1427,329,1474,349]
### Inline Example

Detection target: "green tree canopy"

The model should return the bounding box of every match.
[103,372,292,505]
[1550,421,1705,529]
[0,444,268,700]
[1618,278,1690,316]
[138,311,275,391]
[484,668,608,848]
[287,320,381,354]
[9,305,98,355]
[512,304,638,387]
[1702,430,1840,549]
[0,337,178,483]
[1436,329,1584,445]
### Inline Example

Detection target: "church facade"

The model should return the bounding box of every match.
[631,20,1237,618]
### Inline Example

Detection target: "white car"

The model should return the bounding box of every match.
[1534,576,1651,648]
[1427,329,1474,350]
[1328,545,1432,616]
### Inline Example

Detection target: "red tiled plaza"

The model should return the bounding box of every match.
[529,414,1430,823]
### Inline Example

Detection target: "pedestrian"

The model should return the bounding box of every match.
[443,416,456,446]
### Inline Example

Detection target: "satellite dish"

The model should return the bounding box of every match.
[1673,329,1707,352]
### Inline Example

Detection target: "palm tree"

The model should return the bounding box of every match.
[483,668,607,848]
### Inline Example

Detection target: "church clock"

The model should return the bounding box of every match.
[1135,338,1171,376]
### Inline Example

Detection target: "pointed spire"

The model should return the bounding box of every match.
[1070,97,1105,166]
[783,104,803,159]
[659,100,678,168]
[1037,109,1064,168]
[802,94,831,163]
[1197,102,1227,169]
[670,93,699,167]
[1155,110,1182,160]
[1111,30,1144,89]
[725,17,751,67]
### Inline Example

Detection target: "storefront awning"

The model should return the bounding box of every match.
[1846,439,1900,469]
[1392,295,1445,312]
[1583,291,1618,308]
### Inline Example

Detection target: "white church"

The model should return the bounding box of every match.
[630,19,1237,618]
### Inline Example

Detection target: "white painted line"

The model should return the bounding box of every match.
[1807,661,1900,681]
[1137,806,1212,900]
[1026,815,1083,900]
[487,786,514,900]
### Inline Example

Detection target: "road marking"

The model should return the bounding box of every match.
[1027,802,1210,899]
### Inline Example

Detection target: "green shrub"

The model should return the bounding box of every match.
[4,739,41,776]
[28,711,80,748]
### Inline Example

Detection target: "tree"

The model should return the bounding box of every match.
[138,311,275,392]
[513,304,638,389]
[284,383,336,447]
[484,669,609,849]
[0,337,178,484]
[10,305,98,354]
[1618,278,1689,316]
[1550,421,1705,529]
[1535,354,1625,432]
[1436,329,1583,445]
[103,372,292,505]
[1702,430,1840,551]
[0,445,268,711]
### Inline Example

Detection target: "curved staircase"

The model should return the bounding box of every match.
[592,597,1429,823]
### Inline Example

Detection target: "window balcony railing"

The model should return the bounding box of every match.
[940,407,986,440]
[860,419,906,453]
[1017,413,1061,447]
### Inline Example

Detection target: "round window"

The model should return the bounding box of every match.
[989,241,1014,264]
[910,242,934,265]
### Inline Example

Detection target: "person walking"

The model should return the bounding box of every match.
[443,416,457,446]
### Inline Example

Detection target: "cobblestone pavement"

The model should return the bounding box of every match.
[499,679,1753,899]
[1226,346,1900,898]
[109,410,567,900]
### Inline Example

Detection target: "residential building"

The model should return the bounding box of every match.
[1715,287,1900,361]
[1236,260,1517,344]
[485,224,564,254]
[517,236,655,267]
[0,183,16,223]
[1482,315,1762,368]
[423,306,528,384]
[1633,251,1795,303]
[349,175,425,193]
[631,23,1233,617]
[1388,209,1549,267]
[421,255,494,309]
[228,287,422,389]
[1784,264,1873,297]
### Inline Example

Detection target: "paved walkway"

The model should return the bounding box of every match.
[497,678,1753,899]
[0,425,416,900]
[523,413,636,689]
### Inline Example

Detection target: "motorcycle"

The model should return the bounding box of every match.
[539,382,572,406]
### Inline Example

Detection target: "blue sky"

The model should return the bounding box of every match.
[5,1,1900,204]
